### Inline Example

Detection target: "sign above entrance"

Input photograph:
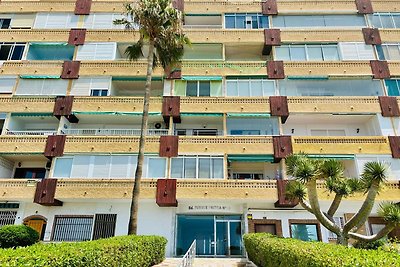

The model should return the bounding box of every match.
[179,203,242,214]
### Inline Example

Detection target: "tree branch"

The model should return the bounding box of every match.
[307,179,341,235]
[299,199,314,214]
[348,223,396,242]
[327,194,342,217]
[343,181,380,233]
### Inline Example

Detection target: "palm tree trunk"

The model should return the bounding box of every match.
[342,181,380,234]
[128,39,155,235]
[307,179,341,235]
[327,194,342,218]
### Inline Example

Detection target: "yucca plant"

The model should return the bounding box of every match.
[286,153,399,246]
[114,0,189,234]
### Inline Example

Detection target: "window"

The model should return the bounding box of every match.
[187,81,210,96]
[275,44,340,61]
[183,44,223,60]
[385,79,400,96]
[273,15,366,28]
[0,211,17,227]
[278,79,383,96]
[76,43,117,60]
[14,168,46,179]
[226,79,275,96]
[369,13,400,28]
[0,76,17,94]
[289,220,321,241]
[71,77,111,96]
[356,156,400,180]
[16,79,68,96]
[174,79,222,96]
[339,43,375,60]
[225,13,268,29]
[376,44,400,60]
[33,13,79,29]
[52,216,93,242]
[328,217,344,240]
[0,42,25,61]
[92,214,117,240]
[90,89,108,96]
[83,13,126,29]
[53,155,166,179]
[0,18,11,29]
[227,117,279,136]
[171,156,224,179]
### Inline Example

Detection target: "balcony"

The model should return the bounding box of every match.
[0,136,47,154]
[281,29,364,43]
[372,0,400,12]
[5,130,57,136]
[0,97,55,113]
[292,136,391,155]
[72,97,162,113]
[0,179,37,201]
[63,128,168,136]
[180,97,271,113]
[388,62,400,77]
[0,61,63,76]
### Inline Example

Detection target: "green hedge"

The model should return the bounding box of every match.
[0,235,167,267]
[244,233,400,267]
[0,225,39,248]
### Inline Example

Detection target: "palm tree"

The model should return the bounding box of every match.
[285,154,400,246]
[114,0,189,234]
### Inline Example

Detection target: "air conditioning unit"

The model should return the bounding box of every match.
[154,122,163,129]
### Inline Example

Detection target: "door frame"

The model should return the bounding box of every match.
[23,215,47,240]
[248,219,283,236]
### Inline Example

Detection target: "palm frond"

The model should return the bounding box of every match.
[361,161,388,189]
[378,202,400,224]
[320,159,344,180]
[285,180,307,201]
[125,41,144,61]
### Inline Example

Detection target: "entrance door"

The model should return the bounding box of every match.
[176,215,242,257]
[24,218,46,240]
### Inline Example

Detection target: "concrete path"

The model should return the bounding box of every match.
[154,258,255,267]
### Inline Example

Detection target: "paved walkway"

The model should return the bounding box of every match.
[154,258,254,267]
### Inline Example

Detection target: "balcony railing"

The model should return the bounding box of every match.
[5,130,57,136]
[175,129,224,136]
[62,128,169,136]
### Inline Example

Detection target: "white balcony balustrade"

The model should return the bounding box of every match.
[5,130,57,136]
[175,129,224,136]
[62,128,168,136]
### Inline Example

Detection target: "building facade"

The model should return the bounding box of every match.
[0,0,399,257]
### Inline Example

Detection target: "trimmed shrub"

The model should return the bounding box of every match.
[244,233,400,267]
[0,235,167,267]
[0,225,39,248]
[353,239,386,250]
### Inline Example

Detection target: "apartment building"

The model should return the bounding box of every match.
[0,0,399,257]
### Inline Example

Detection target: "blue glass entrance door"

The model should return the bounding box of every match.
[176,215,243,257]
[216,222,228,256]
[176,215,214,256]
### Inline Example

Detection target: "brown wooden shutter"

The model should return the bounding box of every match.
[162,96,181,123]
[159,136,179,157]
[34,179,63,206]
[267,61,285,79]
[263,29,281,55]
[370,60,390,79]
[261,0,278,15]
[156,179,178,207]
[44,135,66,158]
[269,96,289,123]
[355,0,373,14]
[362,28,381,45]
[172,0,184,12]
[61,61,81,79]
[274,180,299,208]
[273,136,293,162]
[75,0,92,15]
[167,70,182,79]
[68,29,86,46]
[389,136,400,158]
[378,96,400,117]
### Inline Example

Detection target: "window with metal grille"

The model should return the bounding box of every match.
[92,214,117,240]
[0,211,17,227]
[52,216,93,241]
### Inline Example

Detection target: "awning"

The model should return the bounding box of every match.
[20,75,60,79]
[72,111,162,116]
[287,76,328,80]
[226,75,268,79]
[185,14,221,17]
[180,112,223,117]
[228,155,275,162]
[11,112,53,117]
[308,154,355,160]
[30,42,68,46]
[112,76,163,81]
[227,113,271,118]
[182,76,223,81]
